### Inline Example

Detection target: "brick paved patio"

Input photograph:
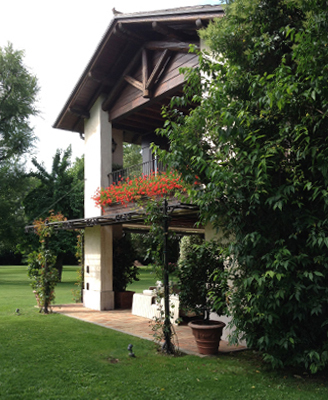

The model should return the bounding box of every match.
[52,303,246,356]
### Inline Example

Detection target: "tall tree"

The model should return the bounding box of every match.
[159,0,328,372]
[0,161,33,262]
[0,43,39,261]
[0,43,39,162]
[24,147,84,279]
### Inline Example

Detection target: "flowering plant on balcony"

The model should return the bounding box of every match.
[93,171,188,208]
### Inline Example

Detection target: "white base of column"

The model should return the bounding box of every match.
[83,289,115,311]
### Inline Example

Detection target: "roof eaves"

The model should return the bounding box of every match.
[53,4,224,131]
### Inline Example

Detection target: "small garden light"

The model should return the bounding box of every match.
[127,343,135,357]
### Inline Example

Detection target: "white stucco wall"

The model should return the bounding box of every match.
[112,128,123,167]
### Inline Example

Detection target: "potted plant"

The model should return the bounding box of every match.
[178,239,228,355]
[113,233,139,309]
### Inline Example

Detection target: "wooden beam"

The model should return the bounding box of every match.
[113,22,145,43]
[142,49,149,97]
[88,70,116,86]
[195,19,204,29]
[145,41,199,53]
[152,21,191,42]
[124,75,143,91]
[102,48,143,111]
[122,113,163,126]
[68,107,90,119]
[116,12,224,25]
[146,49,171,90]
[108,75,185,122]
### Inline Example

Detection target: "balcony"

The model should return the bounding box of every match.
[107,159,165,186]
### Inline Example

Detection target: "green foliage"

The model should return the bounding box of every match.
[26,212,66,312]
[131,231,180,267]
[113,233,139,292]
[177,235,203,269]
[0,161,34,259]
[143,199,180,278]
[0,43,39,163]
[25,147,84,221]
[27,249,58,310]
[158,0,328,372]
[22,148,84,277]
[72,231,84,303]
[178,240,228,322]
[123,143,142,167]
[142,198,180,354]
[0,43,39,258]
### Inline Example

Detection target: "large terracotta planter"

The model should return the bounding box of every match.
[115,291,135,309]
[188,320,226,355]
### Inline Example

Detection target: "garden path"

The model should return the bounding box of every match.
[52,304,246,356]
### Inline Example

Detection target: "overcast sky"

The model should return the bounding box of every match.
[0,0,217,170]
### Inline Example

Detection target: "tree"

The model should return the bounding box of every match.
[0,161,35,263]
[123,143,142,167]
[0,43,39,163]
[0,43,39,261]
[23,147,84,279]
[159,0,328,372]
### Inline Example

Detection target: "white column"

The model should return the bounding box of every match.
[84,95,112,218]
[83,225,114,310]
[83,96,114,310]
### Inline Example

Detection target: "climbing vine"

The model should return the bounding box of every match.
[27,211,66,313]
[143,198,179,355]
[72,230,84,303]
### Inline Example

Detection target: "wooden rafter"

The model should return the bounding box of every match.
[145,41,198,53]
[68,107,90,119]
[124,48,171,99]
[124,75,143,91]
[142,49,149,97]
[152,21,191,42]
[113,22,145,43]
[102,48,143,111]
[88,70,116,86]
[146,49,170,90]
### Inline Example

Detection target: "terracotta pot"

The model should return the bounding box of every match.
[188,320,226,355]
[114,291,135,309]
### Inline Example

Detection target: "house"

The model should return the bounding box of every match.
[53,5,225,311]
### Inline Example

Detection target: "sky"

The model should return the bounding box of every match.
[0,0,218,170]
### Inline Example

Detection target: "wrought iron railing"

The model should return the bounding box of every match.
[107,159,166,186]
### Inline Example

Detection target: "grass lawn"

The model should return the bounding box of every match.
[127,265,157,293]
[0,265,327,399]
